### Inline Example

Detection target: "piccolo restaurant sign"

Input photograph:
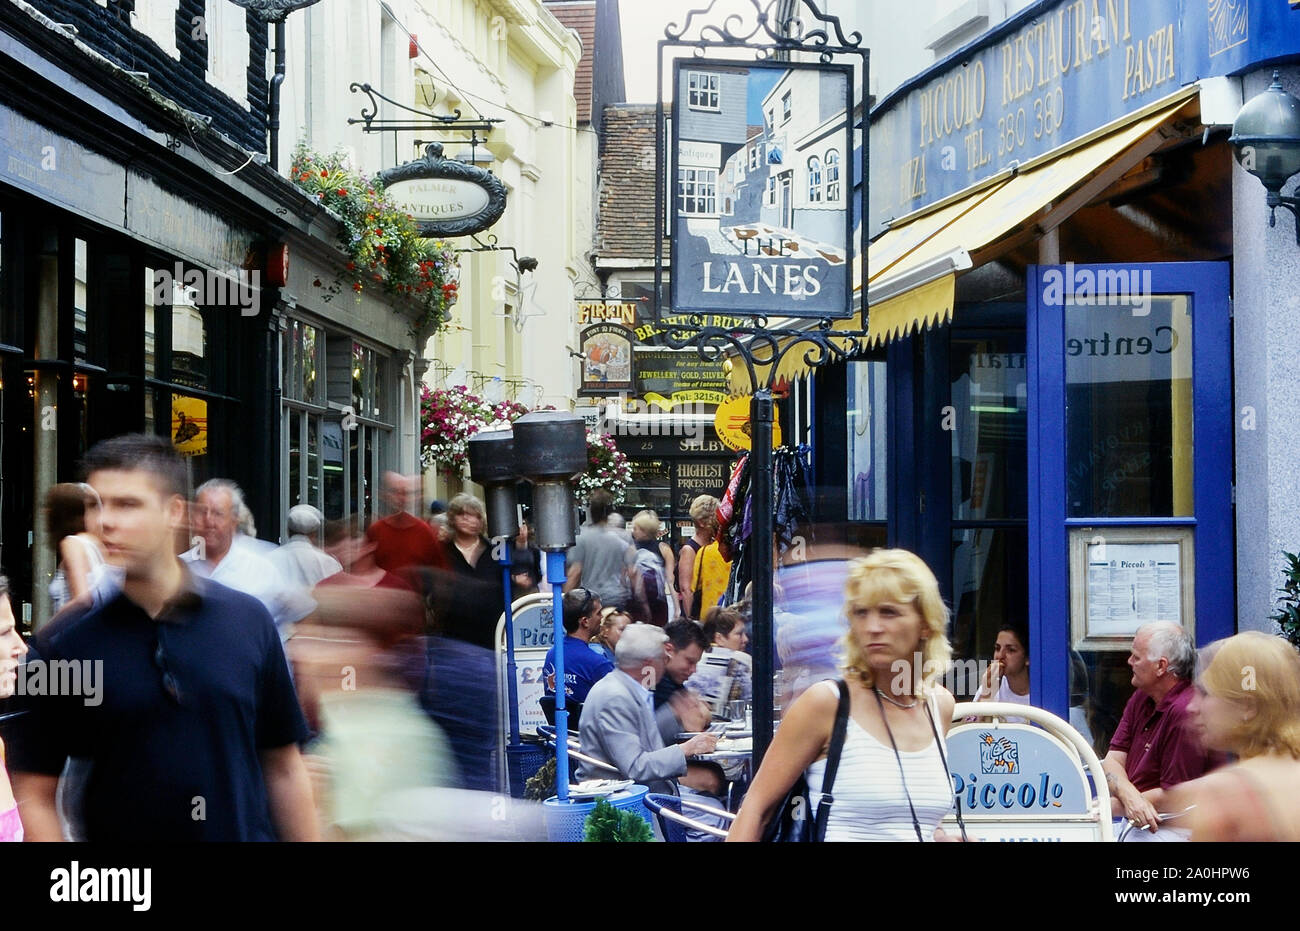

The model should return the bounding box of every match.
[381,143,507,237]
[869,0,1300,234]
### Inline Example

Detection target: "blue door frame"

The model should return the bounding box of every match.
[1028,262,1234,718]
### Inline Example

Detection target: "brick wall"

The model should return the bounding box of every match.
[28,0,269,153]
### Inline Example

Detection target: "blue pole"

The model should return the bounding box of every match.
[501,540,520,747]
[547,550,569,802]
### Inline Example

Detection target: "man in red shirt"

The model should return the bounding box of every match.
[365,472,449,573]
[1102,621,1214,835]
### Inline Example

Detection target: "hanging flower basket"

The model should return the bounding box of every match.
[420,384,528,476]
[577,430,632,505]
[289,145,460,334]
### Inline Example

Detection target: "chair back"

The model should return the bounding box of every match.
[644,793,731,841]
[538,695,583,730]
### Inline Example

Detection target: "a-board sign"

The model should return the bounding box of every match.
[943,721,1098,842]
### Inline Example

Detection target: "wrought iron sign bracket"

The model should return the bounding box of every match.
[349,82,503,136]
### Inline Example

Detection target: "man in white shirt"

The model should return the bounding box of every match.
[272,505,342,589]
[184,479,314,639]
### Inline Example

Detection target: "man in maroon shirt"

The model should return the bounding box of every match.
[365,472,449,573]
[1102,621,1213,834]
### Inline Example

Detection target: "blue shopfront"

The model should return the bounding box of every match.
[763,0,1300,756]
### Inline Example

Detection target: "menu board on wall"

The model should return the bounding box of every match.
[1085,542,1182,633]
[1069,528,1194,651]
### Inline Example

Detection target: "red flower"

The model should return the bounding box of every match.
[352,282,363,292]
[321,169,328,177]
[337,188,348,196]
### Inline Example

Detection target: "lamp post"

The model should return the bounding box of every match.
[1230,70,1300,243]
[512,411,588,802]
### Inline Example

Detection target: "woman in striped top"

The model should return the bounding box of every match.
[728,549,960,842]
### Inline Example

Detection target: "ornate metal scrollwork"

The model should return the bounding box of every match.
[665,0,863,61]
[229,0,323,24]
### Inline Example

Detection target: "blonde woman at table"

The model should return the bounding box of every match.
[728,549,962,842]
[1163,632,1300,841]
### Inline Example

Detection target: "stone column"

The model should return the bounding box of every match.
[1232,65,1300,634]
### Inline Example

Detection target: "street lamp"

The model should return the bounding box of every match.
[1230,70,1300,243]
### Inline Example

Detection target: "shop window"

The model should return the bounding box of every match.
[807,156,822,202]
[950,337,1028,522]
[625,459,672,517]
[73,239,89,363]
[283,320,327,525]
[324,340,393,524]
[824,149,840,202]
[1064,296,1193,517]
[847,360,887,521]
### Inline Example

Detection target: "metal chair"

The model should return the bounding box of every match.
[535,726,621,776]
[538,695,583,730]
[644,793,735,842]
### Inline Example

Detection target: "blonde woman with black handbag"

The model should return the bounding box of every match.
[728,550,967,842]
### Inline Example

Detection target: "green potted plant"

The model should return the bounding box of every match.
[1269,551,1300,649]
[582,799,654,842]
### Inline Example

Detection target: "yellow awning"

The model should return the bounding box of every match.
[726,90,1198,394]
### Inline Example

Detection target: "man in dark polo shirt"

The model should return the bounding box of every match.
[1102,621,1213,837]
[10,434,318,842]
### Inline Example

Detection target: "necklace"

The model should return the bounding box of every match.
[874,687,917,710]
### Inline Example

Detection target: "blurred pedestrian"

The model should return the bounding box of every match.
[564,490,635,611]
[427,499,449,542]
[630,510,674,627]
[1,574,28,842]
[44,482,108,613]
[186,478,313,640]
[271,504,341,589]
[9,434,318,841]
[729,550,960,842]
[1166,632,1300,841]
[367,472,448,573]
[318,516,414,591]
[677,495,717,618]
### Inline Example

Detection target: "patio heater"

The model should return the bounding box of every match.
[466,427,522,779]
[512,411,587,801]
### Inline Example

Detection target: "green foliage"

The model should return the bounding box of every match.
[288,144,459,334]
[1270,551,1300,649]
[524,757,557,802]
[582,798,655,843]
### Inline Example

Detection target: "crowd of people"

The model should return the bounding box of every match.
[2,431,1300,843]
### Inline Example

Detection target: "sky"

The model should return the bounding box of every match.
[618,0,769,104]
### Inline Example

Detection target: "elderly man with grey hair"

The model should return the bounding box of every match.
[1102,621,1215,838]
[185,479,314,640]
[578,624,719,796]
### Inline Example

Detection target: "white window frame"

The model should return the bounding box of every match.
[749,144,760,170]
[766,174,776,207]
[807,156,823,202]
[825,148,841,202]
[205,0,251,108]
[686,72,720,111]
[133,0,180,59]
[781,90,792,123]
[677,167,719,216]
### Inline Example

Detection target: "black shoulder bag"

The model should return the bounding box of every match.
[762,679,851,843]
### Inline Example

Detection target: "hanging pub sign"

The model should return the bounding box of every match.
[380,142,507,237]
[670,59,854,319]
[579,323,634,396]
[577,301,638,326]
